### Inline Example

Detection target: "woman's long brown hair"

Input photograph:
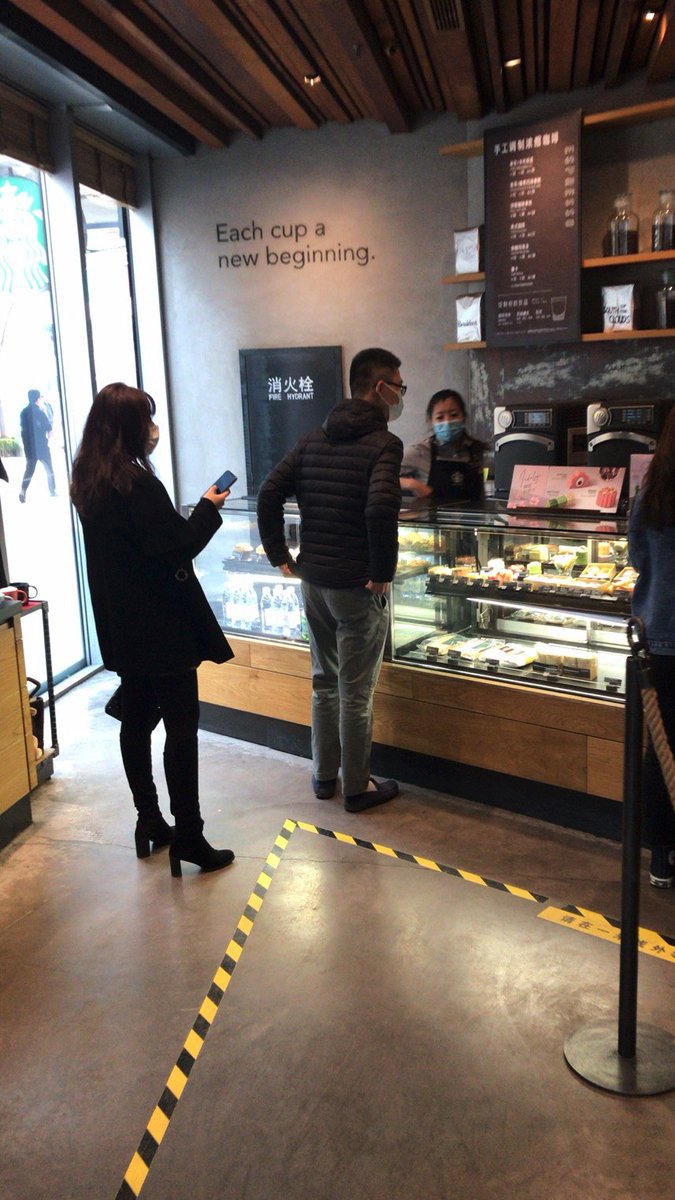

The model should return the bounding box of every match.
[70,382,156,518]
[637,405,675,528]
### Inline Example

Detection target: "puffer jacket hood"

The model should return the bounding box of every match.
[323,400,387,444]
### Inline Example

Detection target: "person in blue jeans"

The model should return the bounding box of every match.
[257,347,404,812]
[628,405,675,887]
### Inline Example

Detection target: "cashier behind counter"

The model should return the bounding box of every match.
[400,389,485,505]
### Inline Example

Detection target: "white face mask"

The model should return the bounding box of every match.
[147,422,160,454]
[382,381,404,422]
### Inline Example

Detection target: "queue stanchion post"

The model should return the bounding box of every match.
[563,617,675,1095]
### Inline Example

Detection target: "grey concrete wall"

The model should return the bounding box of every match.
[151,114,471,504]
[152,82,675,501]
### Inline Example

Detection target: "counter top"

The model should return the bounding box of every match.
[0,599,23,624]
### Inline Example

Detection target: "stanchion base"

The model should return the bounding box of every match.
[564,1021,675,1095]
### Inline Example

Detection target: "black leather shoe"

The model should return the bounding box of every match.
[170,835,235,877]
[134,814,175,858]
[344,778,399,813]
[312,775,337,799]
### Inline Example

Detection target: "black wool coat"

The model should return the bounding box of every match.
[81,470,232,676]
[257,400,403,588]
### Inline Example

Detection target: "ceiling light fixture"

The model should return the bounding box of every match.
[504,57,521,68]
[303,72,321,87]
[644,9,657,20]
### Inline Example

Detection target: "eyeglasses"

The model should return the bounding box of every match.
[383,379,407,397]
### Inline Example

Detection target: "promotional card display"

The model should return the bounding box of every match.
[629,453,653,499]
[508,464,626,513]
[484,110,581,347]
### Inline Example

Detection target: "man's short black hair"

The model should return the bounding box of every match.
[28,388,41,403]
[349,348,401,397]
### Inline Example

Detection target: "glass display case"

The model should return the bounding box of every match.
[393,504,633,701]
[192,499,308,643]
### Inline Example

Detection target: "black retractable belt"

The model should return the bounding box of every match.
[563,616,675,1095]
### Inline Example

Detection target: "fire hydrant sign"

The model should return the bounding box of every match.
[484,110,581,347]
[508,464,626,513]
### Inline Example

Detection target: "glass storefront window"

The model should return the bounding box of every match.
[80,187,138,391]
[0,156,86,684]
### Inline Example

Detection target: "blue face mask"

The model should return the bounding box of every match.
[434,419,465,444]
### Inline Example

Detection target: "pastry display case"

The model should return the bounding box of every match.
[393,504,632,701]
[192,499,307,643]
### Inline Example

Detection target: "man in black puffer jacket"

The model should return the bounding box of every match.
[257,347,404,812]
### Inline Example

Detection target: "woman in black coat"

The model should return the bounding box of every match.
[71,383,235,876]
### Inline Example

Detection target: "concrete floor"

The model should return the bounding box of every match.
[1,671,674,1200]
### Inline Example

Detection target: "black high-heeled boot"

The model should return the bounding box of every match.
[169,833,235,877]
[135,813,175,859]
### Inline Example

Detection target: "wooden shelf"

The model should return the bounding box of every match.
[444,331,674,350]
[443,271,485,284]
[439,97,675,158]
[583,249,675,268]
[581,328,675,342]
[443,254,675,282]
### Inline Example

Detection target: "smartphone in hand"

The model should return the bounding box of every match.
[214,469,237,492]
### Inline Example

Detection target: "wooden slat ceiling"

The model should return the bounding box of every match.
[1,0,675,154]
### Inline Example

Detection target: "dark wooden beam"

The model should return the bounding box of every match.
[548,0,579,91]
[572,0,600,89]
[0,1,197,152]
[647,0,675,83]
[7,0,233,145]
[519,0,538,98]
[603,0,638,86]
[498,0,525,108]
[478,0,507,113]
[83,0,264,137]
[178,0,321,130]
[310,0,413,133]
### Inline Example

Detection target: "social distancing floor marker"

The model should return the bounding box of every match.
[115,817,675,1198]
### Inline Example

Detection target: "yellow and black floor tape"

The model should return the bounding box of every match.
[116,818,296,1200]
[115,817,675,1198]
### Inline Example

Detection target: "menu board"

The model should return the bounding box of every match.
[485,110,581,347]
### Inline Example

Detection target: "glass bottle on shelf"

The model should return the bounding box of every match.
[652,189,675,252]
[657,270,675,329]
[608,193,639,256]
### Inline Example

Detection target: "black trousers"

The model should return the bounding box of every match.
[119,670,202,833]
[642,654,675,850]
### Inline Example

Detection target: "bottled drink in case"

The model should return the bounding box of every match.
[652,189,675,251]
[608,193,639,256]
[285,586,301,638]
[260,586,272,632]
[222,583,233,627]
[272,584,285,635]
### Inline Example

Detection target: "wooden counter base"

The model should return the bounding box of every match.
[0,618,38,849]
[198,636,625,835]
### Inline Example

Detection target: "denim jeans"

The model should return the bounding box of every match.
[301,581,389,797]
